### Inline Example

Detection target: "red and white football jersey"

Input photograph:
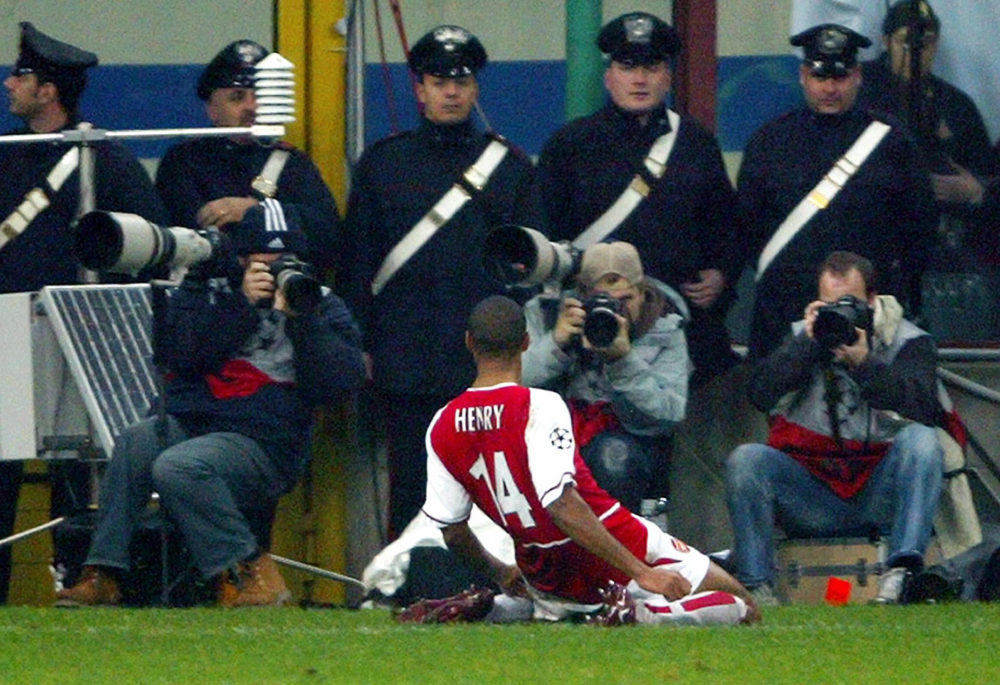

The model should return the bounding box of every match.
[423,383,656,604]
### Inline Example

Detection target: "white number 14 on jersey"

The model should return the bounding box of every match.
[470,452,536,528]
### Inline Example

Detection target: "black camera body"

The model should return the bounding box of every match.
[582,292,624,348]
[267,255,322,315]
[813,294,873,349]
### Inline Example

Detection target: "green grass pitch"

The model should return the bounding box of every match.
[1,603,999,683]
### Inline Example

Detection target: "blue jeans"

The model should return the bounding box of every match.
[725,423,944,587]
[86,417,283,578]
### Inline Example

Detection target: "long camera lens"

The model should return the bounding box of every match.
[484,224,580,289]
[74,211,215,274]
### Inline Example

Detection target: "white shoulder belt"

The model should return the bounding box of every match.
[251,148,291,198]
[572,109,681,250]
[0,146,80,252]
[755,120,892,281]
[371,138,509,296]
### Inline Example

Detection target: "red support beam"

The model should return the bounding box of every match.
[673,0,718,133]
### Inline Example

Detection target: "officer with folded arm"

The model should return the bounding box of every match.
[155,40,340,272]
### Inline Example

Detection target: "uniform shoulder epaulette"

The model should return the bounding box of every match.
[486,131,530,158]
[363,129,413,155]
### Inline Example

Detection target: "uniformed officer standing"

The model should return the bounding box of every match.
[537,11,742,388]
[155,40,340,272]
[0,22,167,603]
[340,26,539,538]
[738,24,938,361]
[1,22,167,291]
[857,1,999,268]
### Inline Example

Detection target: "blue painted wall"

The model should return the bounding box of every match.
[3,55,803,160]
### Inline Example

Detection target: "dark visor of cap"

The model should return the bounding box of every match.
[807,59,850,78]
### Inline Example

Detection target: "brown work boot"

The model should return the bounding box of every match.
[217,553,291,608]
[54,566,122,608]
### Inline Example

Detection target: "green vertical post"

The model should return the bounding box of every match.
[564,0,605,121]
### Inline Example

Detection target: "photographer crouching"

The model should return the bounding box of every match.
[725,250,947,606]
[522,241,690,514]
[55,203,366,607]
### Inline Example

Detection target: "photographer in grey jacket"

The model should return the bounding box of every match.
[522,242,690,512]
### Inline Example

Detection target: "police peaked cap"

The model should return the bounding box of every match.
[14,22,97,77]
[408,25,487,77]
[228,199,309,256]
[597,12,681,65]
[197,39,269,100]
[791,24,871,76]
[882,1,940,36]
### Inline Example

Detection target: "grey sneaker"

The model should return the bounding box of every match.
[748,583,780,607]
[872,567,909,605]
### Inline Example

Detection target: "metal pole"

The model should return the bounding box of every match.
[564,0,605,121]
[77,123,98,284]
[0,516,65,549]
[269,552,366,589]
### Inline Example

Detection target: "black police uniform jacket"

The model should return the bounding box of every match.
[737,106,938,360]
[859,55,999,182]
[859,55,1000,253]
[0,120,167,293]
[341,118,539,396]
[537,102,742,379]
[155,137,341,271]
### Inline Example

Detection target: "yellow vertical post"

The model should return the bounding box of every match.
[275,0,351,606]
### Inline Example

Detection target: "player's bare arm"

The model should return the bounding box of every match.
[546,484,691,600]
[442,521,527,597]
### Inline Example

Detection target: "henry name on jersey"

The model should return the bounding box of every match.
[454,404,505,432]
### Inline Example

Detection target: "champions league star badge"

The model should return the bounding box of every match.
[549,427,574,450]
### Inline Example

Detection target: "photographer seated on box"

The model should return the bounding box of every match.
[725,250,945,606]
[521,241,689,513]
[55,202,366,608]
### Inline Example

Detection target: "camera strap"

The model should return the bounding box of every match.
[571,109,680,251]
[370,138,509,296]
[755,120,891,282]
[0,146,79,253]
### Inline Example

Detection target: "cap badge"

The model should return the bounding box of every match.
[623,15,653,44]
[818,27,848,55]
[433,25,471,46]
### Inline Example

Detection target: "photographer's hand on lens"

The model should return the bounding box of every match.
[553,296,585,349]
[581,311,631,361]
[196,196,260,228]
[803,299,826,340]
[804,298,869,367]
[831,326,868,368]
[242,260,276,306]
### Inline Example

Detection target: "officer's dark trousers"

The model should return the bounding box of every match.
[379,392,453,539]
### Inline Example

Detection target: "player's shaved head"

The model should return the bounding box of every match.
[467,295,526,356]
